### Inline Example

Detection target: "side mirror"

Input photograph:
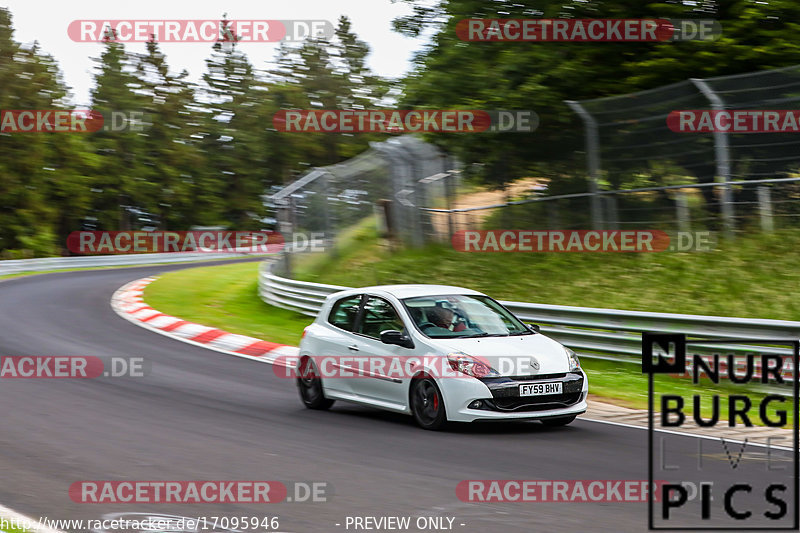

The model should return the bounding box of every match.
[527,323,541,333]
[380,330,415,349]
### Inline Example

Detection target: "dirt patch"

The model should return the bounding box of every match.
[428,177,546,237]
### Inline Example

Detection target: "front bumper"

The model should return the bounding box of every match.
[439,370,588,422]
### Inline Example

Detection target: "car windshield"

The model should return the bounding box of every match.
[402,294,532,339]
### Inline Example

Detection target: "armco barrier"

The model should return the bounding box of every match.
[0,251,266,276]
[258,261,799,379]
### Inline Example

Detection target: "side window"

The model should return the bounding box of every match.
[359,297,406,339]
[327,295,363,332]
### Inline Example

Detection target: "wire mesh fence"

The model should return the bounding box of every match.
[561,64,800,234]
[422,64,800,242]
[269,135,456,273]
[422,176,800,245]
[271,64,800,256]
[703,65,800,181]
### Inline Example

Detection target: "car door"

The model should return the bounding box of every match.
[314,294,364,398]
[348,295,413,408]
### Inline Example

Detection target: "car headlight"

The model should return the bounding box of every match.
[565,347,581,372]
[447,352,499,378]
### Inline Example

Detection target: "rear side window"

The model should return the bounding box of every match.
[327,295,363,332]
[359,296,406,339]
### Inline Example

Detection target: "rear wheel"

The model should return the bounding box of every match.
[410,376,447,430]
[297,357,334,410]
[541,415,576,427]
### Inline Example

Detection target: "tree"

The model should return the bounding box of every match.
[89,33,148,230]
[0,8,72,255]
[135,39,207,229]
[199,19,269,229]
[267,16,389,166]
[393,0,800,189]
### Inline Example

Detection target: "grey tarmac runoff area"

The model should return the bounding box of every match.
[0,261,796,533]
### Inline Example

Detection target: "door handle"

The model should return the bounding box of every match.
[348,344,359,352]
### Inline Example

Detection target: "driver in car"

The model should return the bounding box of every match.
[428,306,466,332]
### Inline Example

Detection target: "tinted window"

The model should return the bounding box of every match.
[327,295,363,332]
[359,297,405,339]
[403,294,531,338]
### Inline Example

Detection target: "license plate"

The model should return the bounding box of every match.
[519,381,562,396]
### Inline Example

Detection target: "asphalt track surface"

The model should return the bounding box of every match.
[0,261,796,532]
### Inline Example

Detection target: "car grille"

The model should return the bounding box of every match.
[476,372,584,412]
[486,392,584,412]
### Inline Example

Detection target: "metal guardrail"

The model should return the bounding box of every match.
[259,262,349,316]
[0,251,268,276]
[258,261,799,376]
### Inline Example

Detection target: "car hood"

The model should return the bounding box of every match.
[434,333,570,376]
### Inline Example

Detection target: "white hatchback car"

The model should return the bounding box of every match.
[296,284,588,429]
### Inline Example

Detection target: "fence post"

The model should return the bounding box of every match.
[565,100,603,230]
[403,148,425,247]
[445,170,455,241]
[502,187,512,228]
[691,79,735,238]
[757,186,774,232]
[320,170,334,255]
[412,171,429,245]
[675,191,691,232]
[605,194,619,230]
[275,197,293,277]
[373,142,422,247]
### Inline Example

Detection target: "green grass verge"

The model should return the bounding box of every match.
[144,261,311,346]
[295,221,800,321]
[143,260,794,426]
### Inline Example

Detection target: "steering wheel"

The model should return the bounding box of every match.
[418,322,439,331]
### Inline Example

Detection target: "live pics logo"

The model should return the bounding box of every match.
[643,333,799,530]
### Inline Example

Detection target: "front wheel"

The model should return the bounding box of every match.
[297,357,334,410]
[410,376,447,430]
[541,415,576,427]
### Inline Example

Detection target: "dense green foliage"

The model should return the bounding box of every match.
[294,218,800,322]
[0,11,387,256]
[395,0,800,187]
[4,2,800,255]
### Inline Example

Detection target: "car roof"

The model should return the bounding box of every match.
[327,284,486,301]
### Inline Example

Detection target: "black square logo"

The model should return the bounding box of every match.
[643,333,686,374]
